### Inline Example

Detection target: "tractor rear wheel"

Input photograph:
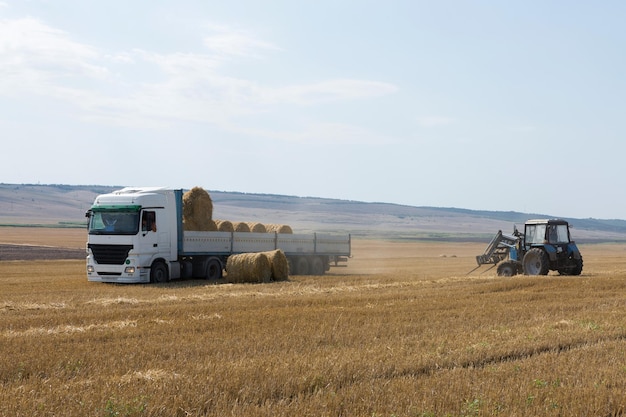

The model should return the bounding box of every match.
[523,248,549,275]
[497,261,519,277]
[558,256,583,276]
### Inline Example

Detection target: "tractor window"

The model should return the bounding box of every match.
[525,224,546,245]
[548,224,570,244]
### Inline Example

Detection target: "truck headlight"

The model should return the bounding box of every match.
[87,265,94,273]
[124,266,136,274]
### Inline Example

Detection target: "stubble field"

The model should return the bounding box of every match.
[1,228,625,416]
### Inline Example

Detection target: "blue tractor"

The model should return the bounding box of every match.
[475,219,583,276]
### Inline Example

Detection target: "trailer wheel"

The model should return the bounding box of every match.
[205,257,223,280]
[294,257,309,275]
[150,261,169,283]
[523,248,549,275]
[310,256,325,275]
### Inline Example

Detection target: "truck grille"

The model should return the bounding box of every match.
[88,244,133,265]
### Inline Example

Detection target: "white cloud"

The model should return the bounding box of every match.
[203,24,281,58]
[0,17,106,95]
[135,49,221,75]
[0,16,398,132]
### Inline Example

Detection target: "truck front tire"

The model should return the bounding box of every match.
[150,261,169,283]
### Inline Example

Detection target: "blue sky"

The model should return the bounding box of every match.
[1,1,625,219]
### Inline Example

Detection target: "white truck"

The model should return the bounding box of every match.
[85,187,351,283]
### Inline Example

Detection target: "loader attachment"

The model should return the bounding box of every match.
[475,230,519,266]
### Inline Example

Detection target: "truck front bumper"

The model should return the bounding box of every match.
[86,255,150,283]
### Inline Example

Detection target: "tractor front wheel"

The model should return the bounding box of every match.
[523,248,549,275]
[497,261,519,277]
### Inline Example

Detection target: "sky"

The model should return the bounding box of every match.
[1,1,625,219]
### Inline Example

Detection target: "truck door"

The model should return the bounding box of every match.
[141,209,171,260]
[141,210,159,252]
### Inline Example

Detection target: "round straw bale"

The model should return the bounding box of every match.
[261,249,289,281]
[233,222,251,232]
[265,224,293,234]
[247,222,267,233]
[182,187,213,231]
[183,219,197,231]
[215,220,234,232]
[186,219,217,231]
[226,252,272,283]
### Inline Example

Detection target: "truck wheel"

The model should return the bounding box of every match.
[150,261,169,283]
[310,256,325,275]
[497,261,518,277]
[205,257,223,280]
[523,248,549,275]
[294,257,309,275]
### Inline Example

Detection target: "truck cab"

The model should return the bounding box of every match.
[86,187,180,283]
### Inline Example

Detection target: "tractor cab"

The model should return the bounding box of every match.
[524,219,572,248]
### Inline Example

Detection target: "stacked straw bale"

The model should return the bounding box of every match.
[225,221,293,234]
[265,224,293,234]
[261,250,289,281]
[233,222,251,232]
[183,187,214,231]
[247,222,267,233]
[215,220,234,232]
[226,252,272,283]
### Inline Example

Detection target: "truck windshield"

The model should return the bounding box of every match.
[88,210,140,235]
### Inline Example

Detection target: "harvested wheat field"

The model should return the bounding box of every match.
[0,229,625,416]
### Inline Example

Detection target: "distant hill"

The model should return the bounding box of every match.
[2,183,626,242]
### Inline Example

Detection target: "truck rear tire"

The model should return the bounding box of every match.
[310,256,325,275]
[523,248,549,275]
[205,257,223,280]
[294,257,309,275]
[150,261,169,283]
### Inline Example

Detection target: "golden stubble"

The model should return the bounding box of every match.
[0,236,625,416]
